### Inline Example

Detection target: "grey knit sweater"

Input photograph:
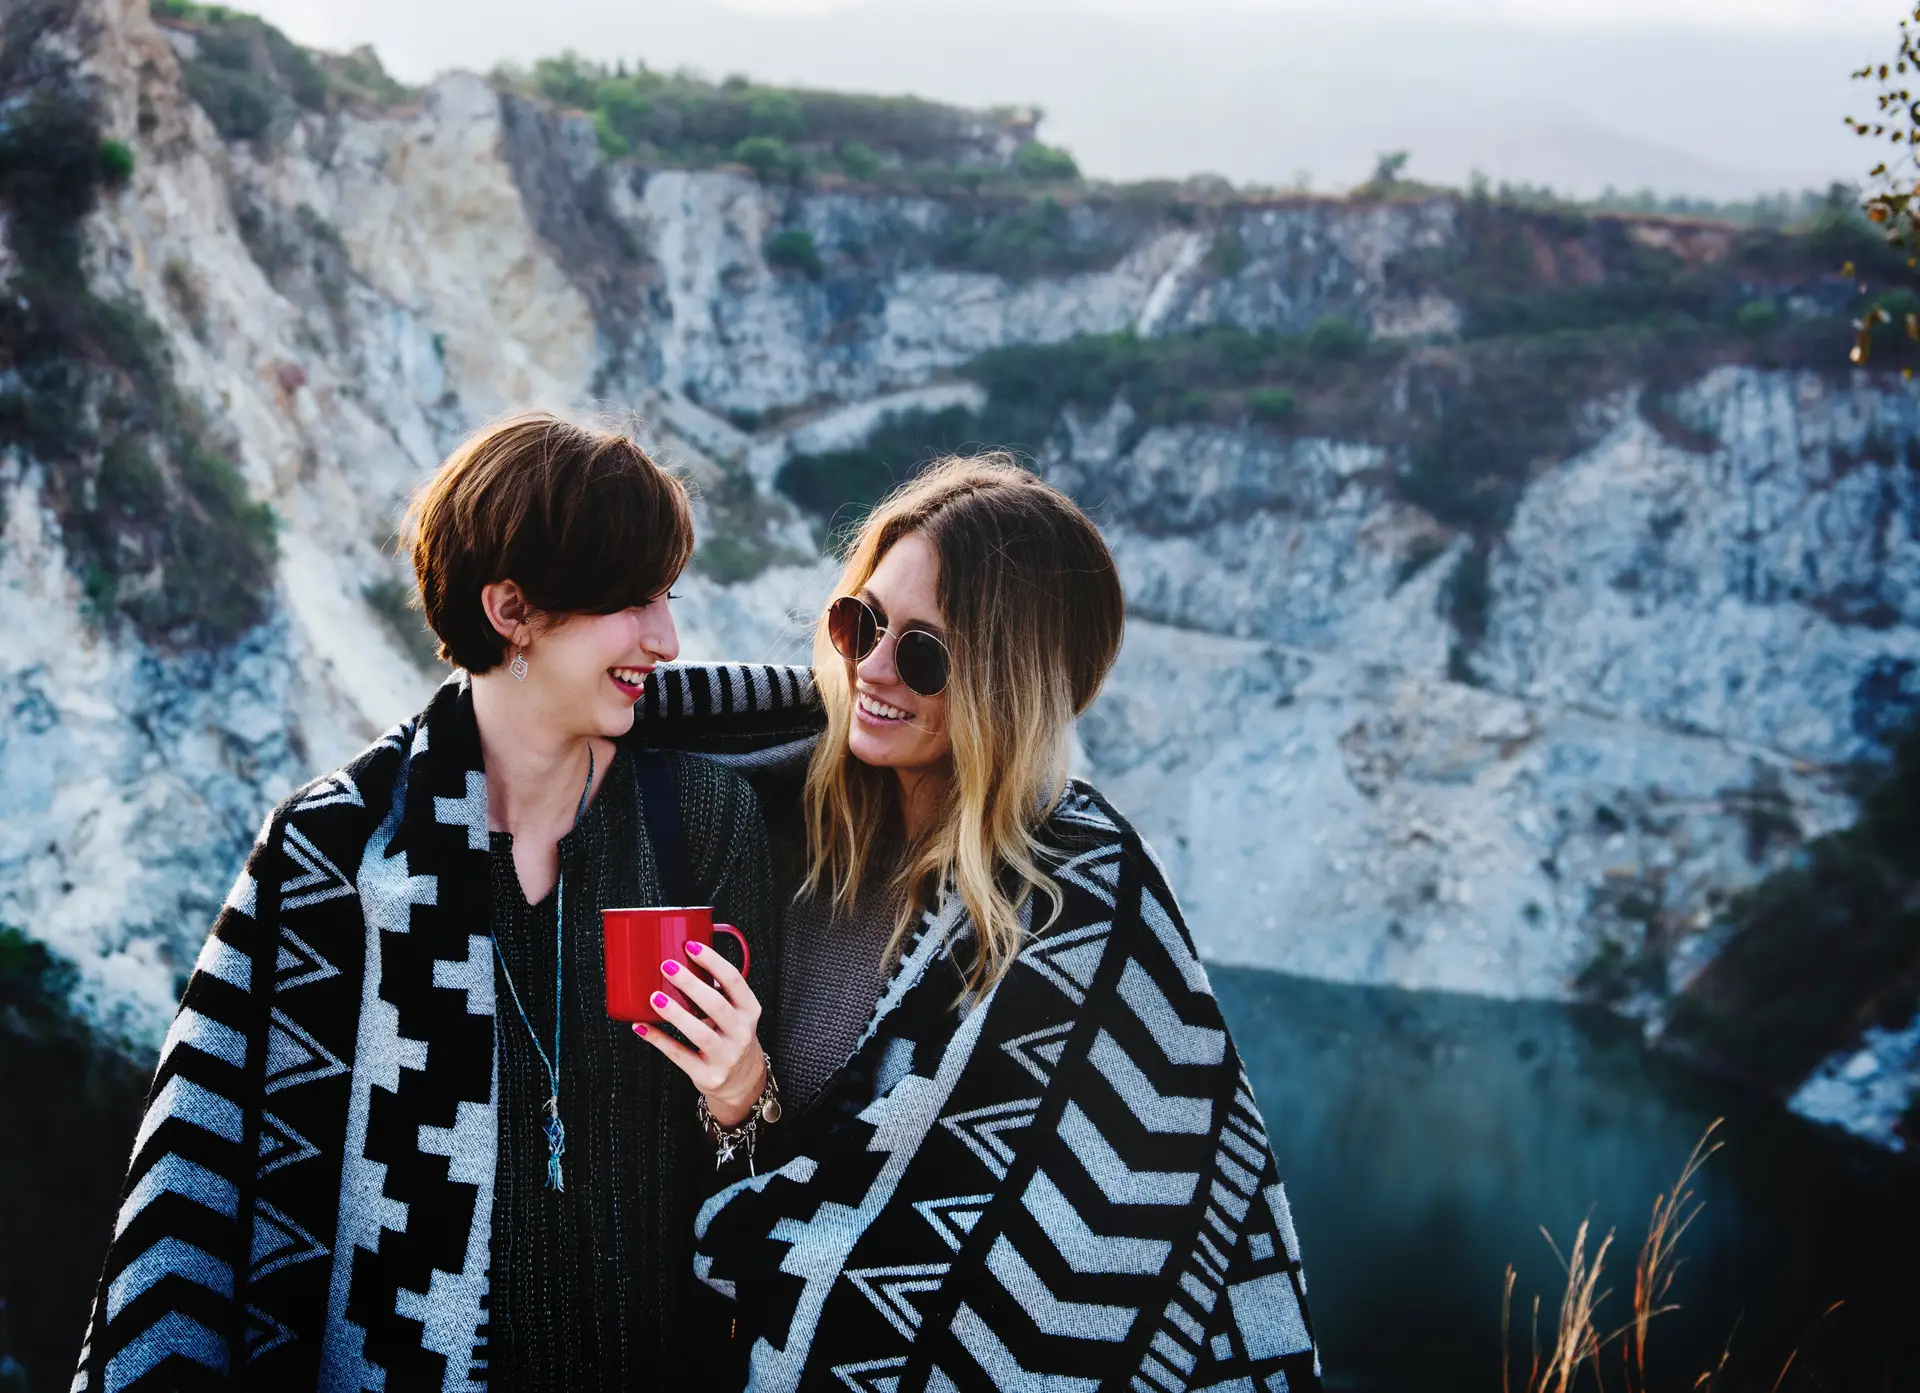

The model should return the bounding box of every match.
[773,854,903,1115]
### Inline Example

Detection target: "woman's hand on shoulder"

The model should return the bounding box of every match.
[632,941,767,1126]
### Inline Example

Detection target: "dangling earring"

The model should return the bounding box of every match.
[510,648,529,681]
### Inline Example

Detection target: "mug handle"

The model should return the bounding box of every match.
[711,923,751,979]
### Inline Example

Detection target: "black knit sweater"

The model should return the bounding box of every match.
[486,746,776,1390]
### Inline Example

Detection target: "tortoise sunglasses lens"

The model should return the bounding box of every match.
[827,595,878,664]
[826,595,951,697]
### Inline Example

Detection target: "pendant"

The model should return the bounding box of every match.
[543,1095,567,1192]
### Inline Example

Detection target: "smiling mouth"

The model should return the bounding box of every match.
[857,692,912,723]
[609,666,652,697]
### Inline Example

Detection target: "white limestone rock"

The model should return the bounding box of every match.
[1080,620,1852,997]
[1790,1010,1920,1152]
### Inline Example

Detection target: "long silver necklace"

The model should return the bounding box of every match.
[491,744,594,1192]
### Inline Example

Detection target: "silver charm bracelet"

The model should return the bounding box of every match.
[697,1051,782,1172]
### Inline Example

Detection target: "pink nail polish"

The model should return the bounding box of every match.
[663,960,681,976]
[652,991,671,1010]
[686,941,704,956]
[633,1023,648,1036]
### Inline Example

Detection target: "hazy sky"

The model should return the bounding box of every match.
[708,0,1889,22]
[238,0,1895,198]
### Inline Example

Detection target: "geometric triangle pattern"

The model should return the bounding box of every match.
[274,930,340,992]
[844,1264,949,1342]
[262,1009,348,1094]
[1000,1023,1074,1087]
[244,1303,297,1362]
[290,772,363,813]
[1020,921,1111,1006]
[938,1099,1040,1181]
[279,826,355,913]
[248,1199,329,1282]
[256,1112,321,1178]
[1052,843,1122,910]
[912,1193,995,1253]
[830,1355,908,1392]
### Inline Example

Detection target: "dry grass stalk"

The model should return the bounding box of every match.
[1544,1219,1615,1393]
[1624,1121,1724,1393]
[1502,1121,1733,1393]
[1766,1302,1843,1393]
[1691,1319,1738,1393]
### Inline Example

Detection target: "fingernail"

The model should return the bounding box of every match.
[663,959,681,976]
[633,1023,648,1036]
[652,991,670,1010]
[686,941,704,956]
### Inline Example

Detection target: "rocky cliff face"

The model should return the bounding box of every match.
[3,0,1916,1141]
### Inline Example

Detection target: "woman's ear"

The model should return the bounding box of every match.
[480,580,532,645]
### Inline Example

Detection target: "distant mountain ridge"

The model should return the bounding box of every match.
[236,0,1878,200]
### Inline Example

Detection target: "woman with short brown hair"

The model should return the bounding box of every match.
[78,411,779,1391]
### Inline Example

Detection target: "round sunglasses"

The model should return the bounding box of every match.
[827,595,952,697]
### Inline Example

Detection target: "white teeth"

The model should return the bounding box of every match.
[611,668,648,685]
[859,694,909,721]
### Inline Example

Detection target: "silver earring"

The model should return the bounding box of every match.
[510,648,529,681]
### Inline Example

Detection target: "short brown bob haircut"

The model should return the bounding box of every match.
[406,411,694,674]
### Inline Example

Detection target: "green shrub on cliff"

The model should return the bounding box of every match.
[1246,387,1297,423]
[1015,142,1079,182]
[838,141,882,181]
[934,196,1126,280]
[0,925,78,1033]
[0,57,277,646]
[765,227,824,278]
[1307,315,1367,361]
[151,2,413,141]
[500,52,1051,185]
[96,137,133,184]
[777,405,981,532]
[966,322,1388,442]
[734,135,802,185]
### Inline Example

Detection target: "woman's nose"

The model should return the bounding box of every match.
[646,601,681,663]
[856,631,900,687]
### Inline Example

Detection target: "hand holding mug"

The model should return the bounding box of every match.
[630,939,766,1126]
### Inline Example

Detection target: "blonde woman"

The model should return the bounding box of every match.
[639,457,1322,1391]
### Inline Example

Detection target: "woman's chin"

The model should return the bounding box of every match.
[589,693,640,739]
[848,723,911,768]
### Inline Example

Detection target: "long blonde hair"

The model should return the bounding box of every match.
[802,455,1126,999]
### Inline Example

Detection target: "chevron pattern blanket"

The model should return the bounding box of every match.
[673,669,1324,1393]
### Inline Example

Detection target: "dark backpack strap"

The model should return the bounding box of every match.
[634,748,695,907]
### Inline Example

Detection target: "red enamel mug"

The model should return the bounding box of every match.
[600,905,750,1023]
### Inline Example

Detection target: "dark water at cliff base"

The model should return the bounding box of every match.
[1214,968,1920,1393]
[2,969,1917,1392]
[0,1014,146,1393]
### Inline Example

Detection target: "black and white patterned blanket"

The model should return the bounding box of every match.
[77,661,1317,1392]
[679,670,1324,1393]
[74,666,815,1392]
[76,673,506,1391]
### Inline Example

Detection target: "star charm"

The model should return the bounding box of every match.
[715,1135,738,1169]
